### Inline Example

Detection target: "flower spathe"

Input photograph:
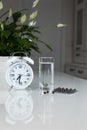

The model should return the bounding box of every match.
[8,8,13,18]
[32,0,39,8]
[0,22,4,30]
[29,10,38,20]
[0,1,3,10]
[57,23,67,28]
[20,14,27,24]
[29,20,37,26]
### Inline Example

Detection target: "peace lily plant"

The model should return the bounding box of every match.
[0,0,67,56]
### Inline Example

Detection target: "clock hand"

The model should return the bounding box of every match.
[21,74,30,76]
[17,74,21,84]
[19,77,21,84]
[17,75,21,80]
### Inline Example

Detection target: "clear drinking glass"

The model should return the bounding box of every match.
[39,57,54,91]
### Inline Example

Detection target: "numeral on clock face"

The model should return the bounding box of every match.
[18,65,22,68]
[10,74,15,77]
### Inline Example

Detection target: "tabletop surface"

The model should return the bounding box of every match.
[0,67,87,130]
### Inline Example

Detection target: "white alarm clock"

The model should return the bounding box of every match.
[6,52,34,89]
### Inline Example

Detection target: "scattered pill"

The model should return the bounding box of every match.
[43,87,77,94]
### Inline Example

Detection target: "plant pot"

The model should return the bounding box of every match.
[0,56,9,90]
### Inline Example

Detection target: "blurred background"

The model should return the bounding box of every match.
[1,0,87,80]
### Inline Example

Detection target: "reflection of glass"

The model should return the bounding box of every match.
[37,91,54,124]
[5,89,33,124]
[39,57,54,91]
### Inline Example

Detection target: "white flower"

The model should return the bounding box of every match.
[20,14,27,24]
[29,39,32,42]
[29,20,37,26]
[29,10,38,20]
[0,1,3,10]
[57,23,67,28]
[8,8,12,18]
[32,0,39,8]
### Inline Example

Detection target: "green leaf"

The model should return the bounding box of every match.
[30,44,40,53]
[12,11,22,23]
[2,30,11,39]
[6,23,17,30]
[20,25,29,32]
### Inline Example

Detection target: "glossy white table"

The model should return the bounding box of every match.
[0,70,87,130]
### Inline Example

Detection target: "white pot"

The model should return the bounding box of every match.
[0,56,9,90]
[0,56,8,71]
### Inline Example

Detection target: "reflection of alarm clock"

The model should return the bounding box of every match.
[6,52,34,89]
[5,89,33,121]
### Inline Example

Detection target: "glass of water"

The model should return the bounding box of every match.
[39,57,54,91]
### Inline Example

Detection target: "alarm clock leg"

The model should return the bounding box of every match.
[9,86,14,91]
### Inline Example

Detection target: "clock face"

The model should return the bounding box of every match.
[6,61,33,89]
